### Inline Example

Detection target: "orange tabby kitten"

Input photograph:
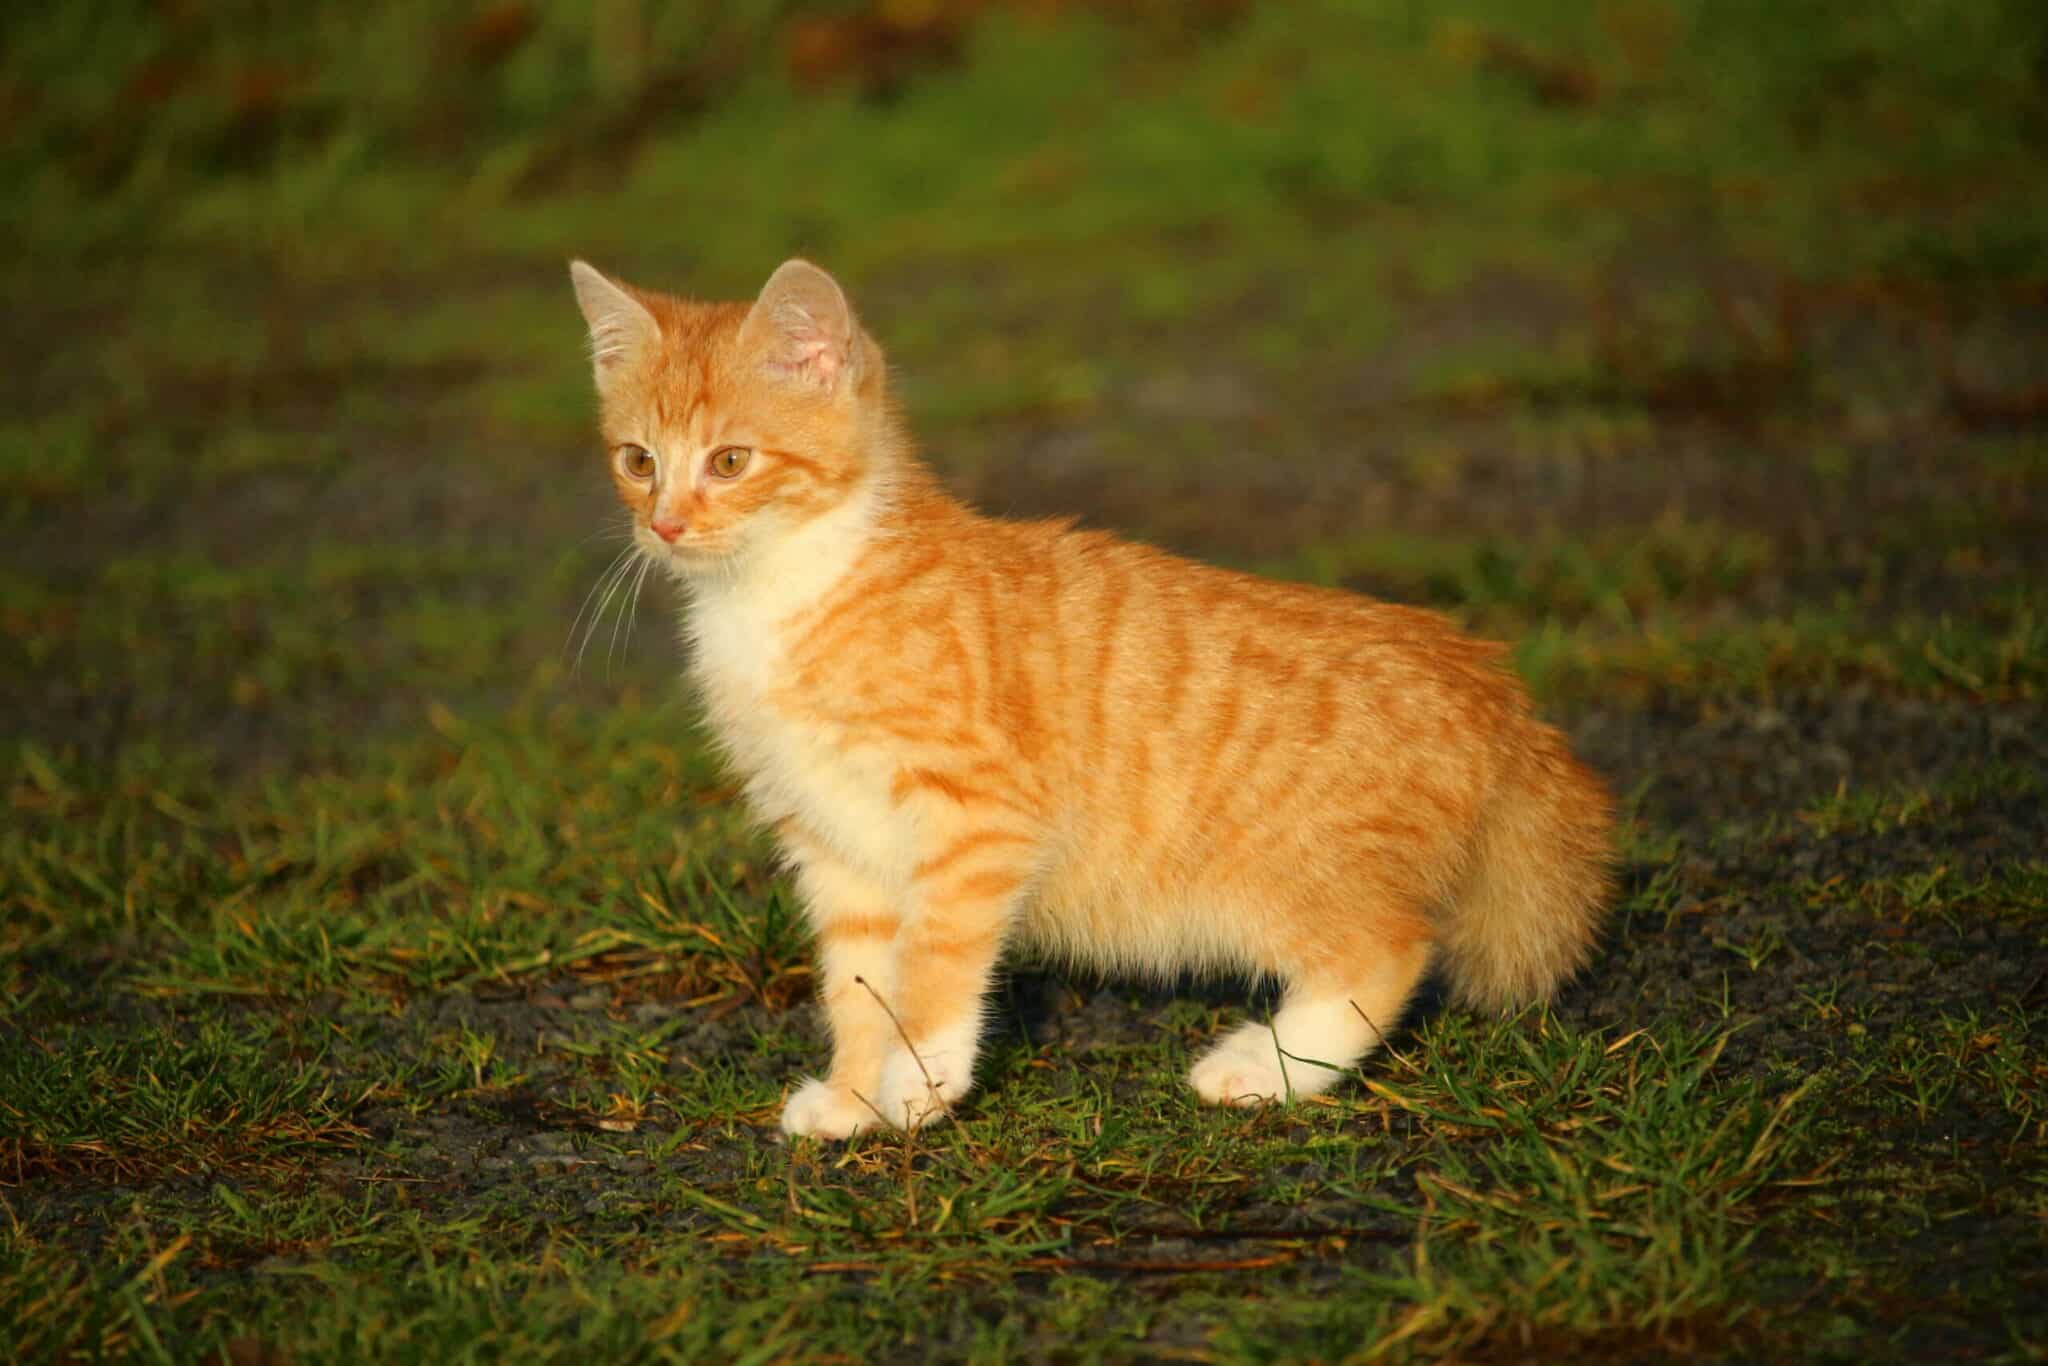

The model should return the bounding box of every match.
[570,258,1614,1139]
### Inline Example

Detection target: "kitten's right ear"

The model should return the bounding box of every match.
[569,260,659,385]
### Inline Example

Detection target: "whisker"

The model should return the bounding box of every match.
[620,556,654,670]
[575,550,641,678]
[608,554,650,680]
[563,544,637,665]
[572,523,634,551]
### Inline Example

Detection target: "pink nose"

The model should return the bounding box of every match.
[651,516,686,543]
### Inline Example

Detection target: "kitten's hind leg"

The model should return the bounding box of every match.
[1190,934,1432,1107]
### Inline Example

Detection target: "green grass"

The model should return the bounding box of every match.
[2,992,1828,1360]
[6,702,2041,1357]
[0,1017,367,1183]
[5,0,2047,1359]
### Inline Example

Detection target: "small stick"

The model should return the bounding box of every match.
[1267,1018,1292,1101]
[854,974,949,1130]
[853,974,940,1232]
[901,1101,918,1228]
[846,1087,893,1133]
[1349,998,1418,1071]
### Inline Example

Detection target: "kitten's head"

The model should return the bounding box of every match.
[569,258,889,573]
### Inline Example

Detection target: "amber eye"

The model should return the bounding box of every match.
[617,445,655,480]
[708,447,752,479]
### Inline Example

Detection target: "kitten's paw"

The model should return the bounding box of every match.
[779,1077,880,1141]
[1191,1022,1351,1106]
[875,1038,976,1131]
[1189,1047,1292,1107]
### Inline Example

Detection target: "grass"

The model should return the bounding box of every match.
[0,1018,368,1183]
[2,990,1826,1360]
[5,0,2047,1359]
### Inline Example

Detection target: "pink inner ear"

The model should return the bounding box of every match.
[790,333,842,384]
[772,304,845,386]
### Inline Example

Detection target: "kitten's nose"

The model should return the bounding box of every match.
[651,516,686,543]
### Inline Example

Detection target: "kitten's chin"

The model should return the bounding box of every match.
[649,541,737,579]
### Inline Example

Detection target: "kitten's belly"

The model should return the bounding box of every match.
[1023,858,1263,977]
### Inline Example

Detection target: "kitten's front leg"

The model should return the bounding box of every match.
[779,838,904,1141]
[873,831,1035,1131]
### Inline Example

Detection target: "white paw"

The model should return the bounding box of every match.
[1190,1021,1352,1106]
[1189,1046,1292,1107]
[1188,1025,1349,1106]
[875,1040,976,1131]
[779,1077,880,1141]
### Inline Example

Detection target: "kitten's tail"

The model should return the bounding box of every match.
[1438,727,1615,1011]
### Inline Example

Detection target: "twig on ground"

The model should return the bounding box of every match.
[854,974,949,1130]
[854,973,949,1229]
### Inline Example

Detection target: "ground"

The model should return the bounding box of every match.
[3,2,2046,1361]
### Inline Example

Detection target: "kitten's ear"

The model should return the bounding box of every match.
[569,260,659,384]
[739,259,861,394]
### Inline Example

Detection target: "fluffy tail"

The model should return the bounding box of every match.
[1438,728,1615,1011]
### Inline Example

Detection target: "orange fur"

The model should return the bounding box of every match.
[569,258,1615,1137]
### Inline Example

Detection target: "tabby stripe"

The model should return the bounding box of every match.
[1188,712,1283,875]
[928,868,1026,904]
[912,829,1034,882]
[1086,565,1129,790]
[1178,654,1247,840]
[1158,605,1192,727]
[761,445,857,489]
[788,546,946,661]
[816,912,901,940]
[916,925,1005,961]
[889,768,1042,820]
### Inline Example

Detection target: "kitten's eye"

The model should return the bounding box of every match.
[617,445,655,480]
[708,447,752,480]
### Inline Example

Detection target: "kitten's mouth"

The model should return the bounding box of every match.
[648,537,731,574]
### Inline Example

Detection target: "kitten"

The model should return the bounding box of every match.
[570,258,1614,1139]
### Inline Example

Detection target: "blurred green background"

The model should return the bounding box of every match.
[5,0,2045,774]
[4,4,2048,1358]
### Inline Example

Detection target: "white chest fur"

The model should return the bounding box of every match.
[678,492,912,883]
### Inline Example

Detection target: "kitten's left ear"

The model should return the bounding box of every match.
[569,260,660,385]
[739,259,862,394]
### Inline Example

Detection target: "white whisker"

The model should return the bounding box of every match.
[620,555,654,670]
[564,543,636,665]
[609,554,651,679]
[575,549,641,678]
[571,521,634,551]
